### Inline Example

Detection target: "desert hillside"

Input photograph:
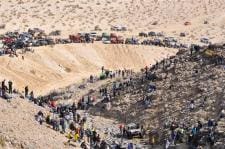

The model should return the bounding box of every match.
[0,98,70,149]
[0,0,225,149]
[0,43,177,95]
[0,0,225,42]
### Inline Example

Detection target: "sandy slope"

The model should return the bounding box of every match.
[0,98,70,149]
[0,0,225,43]
[0,43,177,95]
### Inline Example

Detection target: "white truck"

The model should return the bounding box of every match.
[124,123,143,139]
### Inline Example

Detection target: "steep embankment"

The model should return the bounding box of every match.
[0,43,177,95]
[87,47,225,146]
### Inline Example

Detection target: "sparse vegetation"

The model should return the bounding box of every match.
[65,67,71,73]
[30,70,36,75]
[0,136,6,147]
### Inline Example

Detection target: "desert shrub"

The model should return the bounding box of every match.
[65,67,71,73]
[0,136,6,147]
[0,24,5,29]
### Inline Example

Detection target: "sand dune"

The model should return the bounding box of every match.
[0,43,177,95]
